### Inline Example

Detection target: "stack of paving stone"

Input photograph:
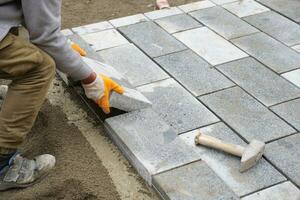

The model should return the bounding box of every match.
[60,0,300,199]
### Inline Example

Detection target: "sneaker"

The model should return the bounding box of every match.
[0,85,8,100]
[0,153,55,191]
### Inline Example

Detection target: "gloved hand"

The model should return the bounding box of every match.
[82,74,124,114]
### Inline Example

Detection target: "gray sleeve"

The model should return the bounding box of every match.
[21,0,92,81]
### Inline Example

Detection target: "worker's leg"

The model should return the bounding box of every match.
[0,33,56,190]
[0,33,55,153]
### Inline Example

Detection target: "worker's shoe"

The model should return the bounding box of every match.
[0,85,8,100]
[0,153,55,191]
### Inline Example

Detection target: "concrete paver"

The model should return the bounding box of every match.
[256,0,300,23]
[154,50,234,96]
[199,87,296,142]
[174,27,248,66]
[180,123,285,197]
[109,14,149,27]
[119,21,186,57]
[218,57,300,106]
[98,43,169,87]
[232,32,300,73]
[155,14,202,34]
[210,0,238,5]
[271,98,300,131]
[190,6,258,40]
[265,134,300,187]
[81,29,129,51]
[104,109,200,185]
[72,21,113,35]
[242,182,300,200]
[144,7,183,20]
[137,78,219,134]
[244,11,300,46]
[282,69,300,88]
[178,0,215,13]
[153,161,239,200]
[223,0,270,18]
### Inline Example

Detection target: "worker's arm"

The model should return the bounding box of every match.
[21,0,92,81]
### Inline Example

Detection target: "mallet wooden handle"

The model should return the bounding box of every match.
[195,133,244,157]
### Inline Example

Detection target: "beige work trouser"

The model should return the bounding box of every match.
[0,33,56,154]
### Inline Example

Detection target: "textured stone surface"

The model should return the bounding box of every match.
[104,109,200,184]
[98,43,169,87]
[174,27,248,66]
[256,0,300,23]
[218,57,300,106]
[292,44,300,53]
[81,29,129,51]
[232,32,300,73]
[155,14,202,34]
[72,21,113,35]
[244,11,300,46]
[265,134,300,187]
[200,87,296,142]
[190,6,258,40]
[137,79,219,134]
[282,69,300,88]
[109,14,149,27]
[271,98,300,131]
[178,0,215,13]
[153,161,239,200]
[242,182,300,200]
[210,0,238,5]
[154,50,234,96]
[119,21,186,58]
[144,7,183,20]
[180,123,286,197]
[223,0,270,18]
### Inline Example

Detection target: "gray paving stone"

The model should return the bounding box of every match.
[98,43,169,87]
[72,21,113,35]
[210,0,238,5]
[199,87,296,142]
[190,6,258,40]
[104,109,200,184]
[80,29,129,51]
[271,98,300,131]
[232,32,300,73]
[119,21,187,58]
[256,0,300,23]
[178,0,216,13]
[180,122,286,197]
[242,181,300,200]
[153,161,239,200]
[265,134,300,187]
[154,50,234,96]
[222,0,270,18]
[144,7,183,20]
[244,11,300,46]
[155,14,202,34]
[137,79,219,134]
[218,57,300,106]
[109,14,149,27]
[174,27,248,66]
[282,69,300,88]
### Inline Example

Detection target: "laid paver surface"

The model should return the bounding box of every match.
[63,1,300,199]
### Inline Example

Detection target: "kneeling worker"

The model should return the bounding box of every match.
[0,0,124,191]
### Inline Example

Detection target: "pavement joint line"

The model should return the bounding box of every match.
[240,180,289,198]
[253,0,300,25]
[280,67,300,76]
[269,97,300,108]
[264,132,299,144]
[263,150,300,190]
[176,121,221,136]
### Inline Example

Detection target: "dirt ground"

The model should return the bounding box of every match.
[1,0,198,199]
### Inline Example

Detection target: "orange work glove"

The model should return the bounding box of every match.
[71,42,87,56]
[82,74,124,114]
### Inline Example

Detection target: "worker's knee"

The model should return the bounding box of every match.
[38,51,56,83]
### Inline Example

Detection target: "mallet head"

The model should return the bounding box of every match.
[240,140,265,172]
